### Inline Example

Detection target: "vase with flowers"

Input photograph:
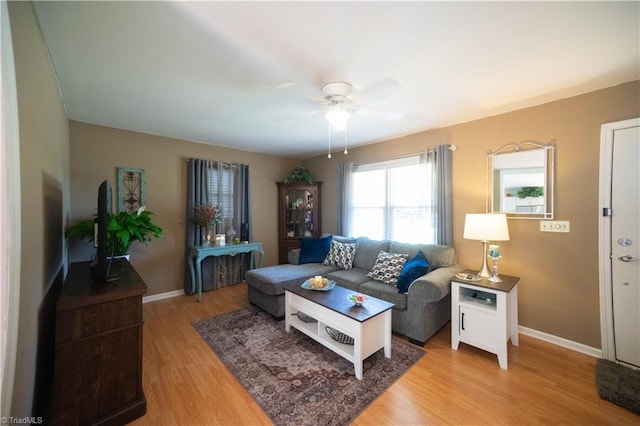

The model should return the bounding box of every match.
[193,203,222,247]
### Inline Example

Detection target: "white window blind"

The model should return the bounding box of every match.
[350,155,434,243]
[208,164,236,230]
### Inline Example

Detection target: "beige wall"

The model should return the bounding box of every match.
[9,1,70,416]
[69,122,299,295]
[304,80,640,348]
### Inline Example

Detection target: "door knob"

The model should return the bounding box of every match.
[618,255,639,262]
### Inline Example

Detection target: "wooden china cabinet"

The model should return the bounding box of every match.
[276,181,322,264]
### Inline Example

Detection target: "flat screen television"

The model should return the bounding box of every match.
[90,180,114,282]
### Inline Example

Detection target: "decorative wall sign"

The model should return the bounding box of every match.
[117,167,146,213]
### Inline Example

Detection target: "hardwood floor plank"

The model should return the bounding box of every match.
[129,283,639,425]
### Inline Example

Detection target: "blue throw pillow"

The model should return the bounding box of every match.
[298,235,333,264]
[396,251,429,293]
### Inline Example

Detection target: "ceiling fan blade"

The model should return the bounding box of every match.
[277,80,324,102]
[277,82,298,89]
[274,109,322,122]
[357,105,404,121]
[355,78,401,102]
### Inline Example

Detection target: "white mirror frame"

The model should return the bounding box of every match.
[486,140,555,219]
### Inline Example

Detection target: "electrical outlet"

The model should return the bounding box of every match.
[539,220,570,233]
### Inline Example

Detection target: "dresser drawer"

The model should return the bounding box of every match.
[55,296,142,344]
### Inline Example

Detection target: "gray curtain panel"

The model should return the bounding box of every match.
[225,163,251,240]
[185,158,210,293]
[337,161,354,237]
[185,159,251,293]
[432,144,454,246]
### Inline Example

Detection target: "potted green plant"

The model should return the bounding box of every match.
[517,187,544,198]
[65,206,163,257]
[283,165,314,184]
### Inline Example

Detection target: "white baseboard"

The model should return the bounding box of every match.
[143,289,185,304]
[519,326,602,358]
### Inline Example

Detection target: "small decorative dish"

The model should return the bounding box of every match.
[301,279,336,291]
[455,272,481,282]
[348,294,367,306]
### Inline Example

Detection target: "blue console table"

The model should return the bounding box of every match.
[188,242,264,301]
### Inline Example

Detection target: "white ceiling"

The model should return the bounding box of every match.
[33,1,639,159]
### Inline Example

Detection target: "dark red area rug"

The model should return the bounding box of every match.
[193,306,425,426]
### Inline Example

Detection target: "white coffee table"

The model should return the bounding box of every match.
[284,282,394,379]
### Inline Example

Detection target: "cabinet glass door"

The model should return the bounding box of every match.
[284,188,314,238]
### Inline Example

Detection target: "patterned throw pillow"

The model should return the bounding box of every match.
[367,251,409,285]
[323,240,357,270]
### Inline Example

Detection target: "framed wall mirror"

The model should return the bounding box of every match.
[487,140,555,219]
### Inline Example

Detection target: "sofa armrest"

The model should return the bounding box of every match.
[407,264,465,302]
[288,248,301,265]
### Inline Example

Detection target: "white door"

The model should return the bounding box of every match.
[600,118,640,368]
[610,124,640,367]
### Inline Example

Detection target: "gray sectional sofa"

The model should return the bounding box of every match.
[246,235,463,345]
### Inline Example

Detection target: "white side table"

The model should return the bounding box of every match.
[451,271,519,369]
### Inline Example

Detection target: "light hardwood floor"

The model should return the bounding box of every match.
[130,283,639,425]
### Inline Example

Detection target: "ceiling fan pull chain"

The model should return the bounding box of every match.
[344,126,348,155]
[327,123,332,159]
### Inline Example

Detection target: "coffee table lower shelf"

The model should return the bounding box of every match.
[284,289,392,379]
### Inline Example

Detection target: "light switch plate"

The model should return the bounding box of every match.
[540,220,570,233]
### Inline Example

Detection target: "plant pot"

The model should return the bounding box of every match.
[108,254,130,261]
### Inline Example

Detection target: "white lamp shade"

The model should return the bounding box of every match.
[463,213,510,241]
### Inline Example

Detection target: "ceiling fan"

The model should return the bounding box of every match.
[279,79,403,158]
[279,78,403,121]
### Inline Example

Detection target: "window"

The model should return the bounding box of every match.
[350,156,434,243]
[208,164,236,230]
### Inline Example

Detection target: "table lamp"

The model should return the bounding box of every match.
[463,213,510,278]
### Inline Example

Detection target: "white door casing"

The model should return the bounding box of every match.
[599,118,640,367]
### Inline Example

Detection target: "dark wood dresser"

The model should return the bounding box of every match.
[51,259,147,425]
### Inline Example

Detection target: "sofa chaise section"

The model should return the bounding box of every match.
[246,262,338,318]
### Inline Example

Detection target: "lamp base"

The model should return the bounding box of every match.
[476,241,491,278]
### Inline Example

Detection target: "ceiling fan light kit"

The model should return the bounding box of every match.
[325,108,350,131]
[323,82,355,130]
[323,82,355,158]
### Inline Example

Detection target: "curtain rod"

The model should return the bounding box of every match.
[186,158,241,168]
[347,143,457,168]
